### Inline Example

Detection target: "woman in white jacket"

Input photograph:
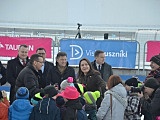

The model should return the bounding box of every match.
[96,75,127,120]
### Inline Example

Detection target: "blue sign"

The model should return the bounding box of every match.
[60,39,137,68]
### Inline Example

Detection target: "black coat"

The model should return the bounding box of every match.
[91,60,113,82]
[38,61,54,88]
[140,87,160,120]
[6,56,29,103]
[62,99,82,120]
[0,61,6,85]
[15,64,41,99]
[46,63,76,89]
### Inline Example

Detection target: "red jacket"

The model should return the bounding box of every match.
[0,97,10,120]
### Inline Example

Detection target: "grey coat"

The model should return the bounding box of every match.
[96,83,127,120]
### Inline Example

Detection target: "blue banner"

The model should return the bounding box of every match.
[60,39,137,68]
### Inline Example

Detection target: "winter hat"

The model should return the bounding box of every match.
[150,54,160,66]
[83,91,100,104]
[74,83,85,95]
[125,77,138,87]
[60,86,80,100]
[31,92,43,105]
[56,96,65,107]
[16,87,29,99]
[144,77,160,90]
[0,91,2,99]
[44,85,58,98]
[60,77,74,90]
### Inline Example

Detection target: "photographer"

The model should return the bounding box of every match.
[138,77,160,120]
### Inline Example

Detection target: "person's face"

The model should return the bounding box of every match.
[150,61,160,71]
[80,60,90,75]
[36,49,46,61]
[95,53,105,65]
[34,57,44,70]
[56,56,67,67]
[18,46,29,60]
[144,86,154,96]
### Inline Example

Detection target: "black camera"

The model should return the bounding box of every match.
[131,85,144,93]
[77,23,82,27]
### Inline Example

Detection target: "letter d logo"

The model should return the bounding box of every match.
[70,45,83,60]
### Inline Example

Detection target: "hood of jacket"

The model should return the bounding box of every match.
[110,83,127,98]
[12,99,32,111]
[37,97,56,115]
[65,99,82,110]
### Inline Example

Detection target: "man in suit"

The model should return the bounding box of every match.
[36,48,54,88]
[91,50,113,82]
[6,44,29,104]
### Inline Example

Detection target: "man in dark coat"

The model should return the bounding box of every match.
[47,52,76,90]
[91,50,113,82]
[15,54,43,99]
[6,44,29,104]
[36,47,54,88]
[138,77,160,120]
[0,61,6,86]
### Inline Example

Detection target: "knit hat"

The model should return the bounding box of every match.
[60,77,74,90]
[16,87,29,99]
[74,83,85,95]
[44,85,58,98]
[150,54,160,66]
[60,86,80,100]
[83,91,100,104]
[31,92,43,105]
[0,91,2,99]
[56,96,65,107]
[144,77,160,90]
[125,77,138,87]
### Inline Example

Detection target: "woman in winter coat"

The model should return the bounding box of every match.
[96,75,127,120]
[77,58,106,108]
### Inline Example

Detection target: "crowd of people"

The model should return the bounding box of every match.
[0,44,160,120]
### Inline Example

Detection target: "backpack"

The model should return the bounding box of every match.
[76,109,88,120]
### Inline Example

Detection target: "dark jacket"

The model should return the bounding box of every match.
[29,97,61,120]
[91,60,113,82]
[62,99,82,120]
[15,64,41,99]
[6,56,29,104]
[78,70,106,108]
[46,62,76,89]
[140,87,160,120]
[0,61,6,85]
[38,61,54,88]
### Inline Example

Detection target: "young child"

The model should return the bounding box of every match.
[60,86,87,120]
[60,77,74,91]
[124,77,141,120]
[83,91,100,120]
[29,85,61,120]
[0,90,9,120]
[9,87,33,120]
[31,92,43,106]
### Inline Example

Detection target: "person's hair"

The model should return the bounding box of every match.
[19,44,28,49]
[36,47,46,52]
[94,50,104,57]
[56,52,67,59]
[107,75,123,90]
[77,58,95,78]
[30,54,43,65]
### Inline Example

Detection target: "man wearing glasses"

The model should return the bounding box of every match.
[36,48,54,88]
[15,54,43,99]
